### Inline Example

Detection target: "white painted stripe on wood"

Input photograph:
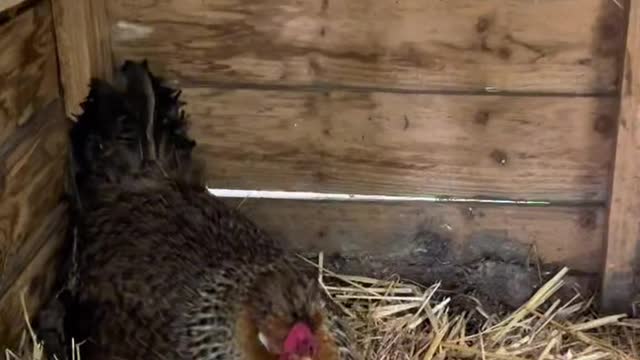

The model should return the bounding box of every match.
[206,187,550,205]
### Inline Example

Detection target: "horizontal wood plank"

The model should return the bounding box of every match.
[0,0,60,147]
[0,101,68,287]
[0,204,68,347]
[109,0,626,94]
[186,89,616,201]
[224,197,602,307]
[223,198,605,274]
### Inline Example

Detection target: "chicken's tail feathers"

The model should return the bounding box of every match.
[69,60,198,204]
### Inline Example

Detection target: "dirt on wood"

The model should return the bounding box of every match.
[318,230,595,312]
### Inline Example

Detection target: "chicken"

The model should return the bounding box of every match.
[52,60,361,360]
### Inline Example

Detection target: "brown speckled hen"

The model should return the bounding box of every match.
[57,61,360,360]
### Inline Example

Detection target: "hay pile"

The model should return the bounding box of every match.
[312,254,639,360]
[6,255,640,360]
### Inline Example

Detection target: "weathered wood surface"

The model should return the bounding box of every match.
[0,101,68,289]
[109,0,626,94]
[51,0,113,116]
[0,1,59,146]
[0,204,68,347]
[224,199,605,275]
[0,1,68,346]
[0,0,29,14]
[186,89,616,201]
[224,197,604,307]
[601,1,640,314]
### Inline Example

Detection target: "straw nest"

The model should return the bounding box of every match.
[5,254,640,360]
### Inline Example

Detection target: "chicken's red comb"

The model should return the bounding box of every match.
[281,322,317,359]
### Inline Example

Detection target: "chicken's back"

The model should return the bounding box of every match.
[74,182,285,359]
[51,61,360,360]
[62,61,285,359]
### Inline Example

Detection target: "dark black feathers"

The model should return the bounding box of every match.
[69,60,197,206]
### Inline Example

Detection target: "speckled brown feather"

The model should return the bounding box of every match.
[57,61,361,360]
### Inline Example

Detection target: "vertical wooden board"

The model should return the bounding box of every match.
[51,0,113,116]
[223,199,605,274]
[186,89,616,201]
[0,101,68,286]
[601,2,640,314]
[109,0,626,93]
[0,1,60,147]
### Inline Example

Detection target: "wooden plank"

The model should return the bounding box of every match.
[51,0,113,116]
[186,89,616,202]
[0,101,68,286]
[223,198,605,274]
[601,1,640,314]
[109,0,626,94]
[0,204,68,347]
[225,198,604,307]
[0,0,29,14]
[0,0,60,146]
[0,204,66,300]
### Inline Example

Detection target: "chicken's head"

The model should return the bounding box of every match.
[247,261,325,360]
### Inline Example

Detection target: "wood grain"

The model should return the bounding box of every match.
[0,204,68,347]
[0,0,60,146]
[223,198,605,274]
[601,1,640,314]
[0,101,68,287]
[109,0,626,94]
[0,0,29,14]
[51,0,113,116]
[185,89,616,201]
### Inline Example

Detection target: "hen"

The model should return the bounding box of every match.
[51,61,360,360]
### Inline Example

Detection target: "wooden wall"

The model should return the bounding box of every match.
[104,0,632,308]
[0,0,69,345]
[103,0,633,305]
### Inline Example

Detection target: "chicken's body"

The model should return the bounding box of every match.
[57,61,359,360]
